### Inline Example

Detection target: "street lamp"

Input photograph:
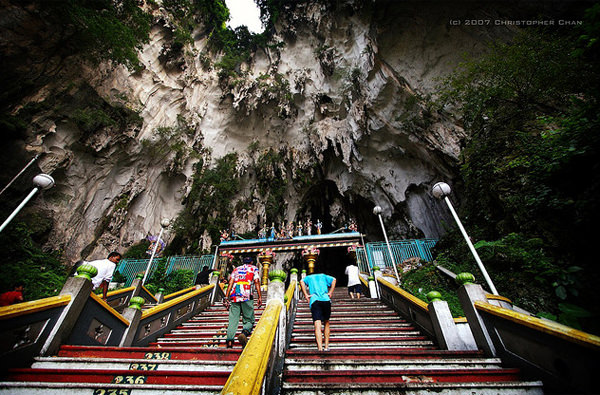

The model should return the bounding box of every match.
[373,205,401,284]
[0,174,55,233]
[432,182,499,295]
[142,218,171,284]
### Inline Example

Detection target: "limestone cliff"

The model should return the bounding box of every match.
[0,0,524,261]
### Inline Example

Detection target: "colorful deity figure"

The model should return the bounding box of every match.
[146,234,166,256]
[220,229,229,242]
[316,219,323,235]
[258,225,267,240]
[297,222,303,236]
[349,218,358,232]
[305,218,313,235]
[287,221,295,238]
[270,223,276,240]
[277,223,286,240]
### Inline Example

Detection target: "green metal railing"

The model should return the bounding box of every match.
[357,239,437,273]
[115,255,214,286]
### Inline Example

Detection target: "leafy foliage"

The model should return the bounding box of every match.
[169,153,240,253]
[141,117,199,174]
[0,220,68,301]
[256,149,288,222]
[46,0,152,70]
[145,259,194,295]
[400,263,464,317]
[433,14,600,332]
[123,239,151,259]
[112,270,127,283]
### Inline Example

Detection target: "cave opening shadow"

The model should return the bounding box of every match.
[292,246,355,287]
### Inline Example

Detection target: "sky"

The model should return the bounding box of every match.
[224,0,264,33]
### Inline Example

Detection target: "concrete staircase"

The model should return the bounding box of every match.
[282,288,544,394]
[0,300,263,394]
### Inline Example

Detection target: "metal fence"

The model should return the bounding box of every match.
[357,239,437,273]
[115,255,215,286]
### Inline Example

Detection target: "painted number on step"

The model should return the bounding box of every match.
[93,390,131,395]
[129,363,158,371]
[112,375,147,384]
[144,352,171,360]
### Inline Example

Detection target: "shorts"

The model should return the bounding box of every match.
[348,284,362,294]
[310,300,331,322]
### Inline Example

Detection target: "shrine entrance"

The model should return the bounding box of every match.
[218,231,362,287]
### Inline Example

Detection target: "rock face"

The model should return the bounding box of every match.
[1,0,518,262]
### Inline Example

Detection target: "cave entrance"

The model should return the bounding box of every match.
[309,245,355,286]
[218,232,362,287]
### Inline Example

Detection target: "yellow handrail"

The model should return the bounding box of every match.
[378,277,429,311]
[475,301,600,349]
[485,294,513,304]
[141,286,158,302]
[106,286,135,298]
[141,284,213,319]
[285,280,296,311]
[89,293,130,326]
[222,279,297,394]
[221,300,282,395]
[0,294,71,320]
[164,286,197,301]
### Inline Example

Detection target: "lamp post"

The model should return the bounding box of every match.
[0,173,55,233]
[372,206,401,284]
[432,182,499,295]
[142,218,170,284]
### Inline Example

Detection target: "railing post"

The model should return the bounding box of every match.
[130,275,143,298]
[210,271,221,305]
[119,296,145,347]
[426,291,476,350]
[368,276,378,299]
[290,269,299,300]
[266,270,287,395]
[154,288,165,304]
[40,265,97,356]
[456,274,497,356]
[372,266,382,299]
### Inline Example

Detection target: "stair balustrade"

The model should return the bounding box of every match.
[222,271,299,395]
[2,261,599,394]
[458,280,600,393]
[0,266,224,372]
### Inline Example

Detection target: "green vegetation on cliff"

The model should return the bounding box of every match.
[420,6,600,332]
[168,153,240,254]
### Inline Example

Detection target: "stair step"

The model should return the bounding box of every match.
[292,328,421,339]
[292,317,408,323]
[288,341,436,349]
[32,357,235,371]
[283,368,523,384]
[291,322,413,329]
[0,381,222,394]
[290,334,427,342]
[58,345,241,361]
[7,367,230,385]
[284,357,504,371]
[285,348,484,360]
[281,381,545,394]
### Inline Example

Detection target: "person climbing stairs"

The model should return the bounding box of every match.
[0,299,263,393]
[281,287,544,394]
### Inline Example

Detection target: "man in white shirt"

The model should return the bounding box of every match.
[345,263,362,299]
[87,252,122,300]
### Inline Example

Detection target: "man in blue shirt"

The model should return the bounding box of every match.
[300,272,337,351]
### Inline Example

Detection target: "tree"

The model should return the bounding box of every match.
[436,18,600,331]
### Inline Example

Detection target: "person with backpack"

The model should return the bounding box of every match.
[223,256,262,348]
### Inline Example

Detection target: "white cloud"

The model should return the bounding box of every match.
[225,0,264,33]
